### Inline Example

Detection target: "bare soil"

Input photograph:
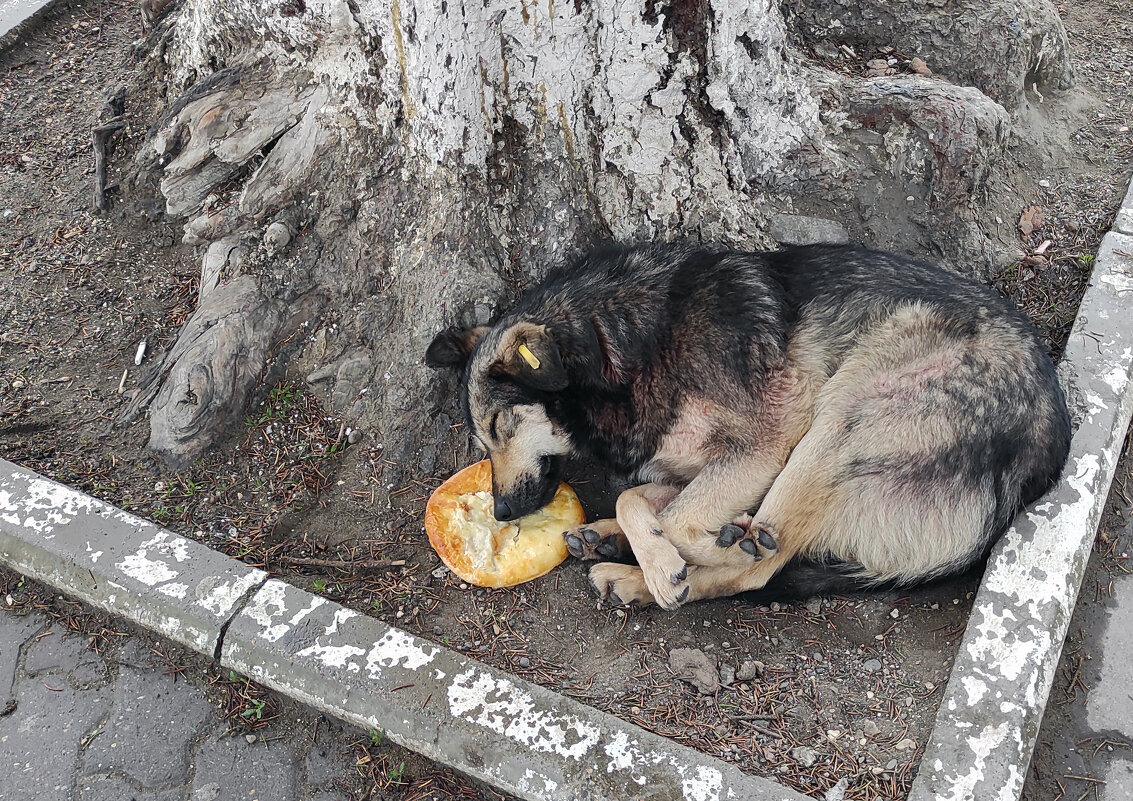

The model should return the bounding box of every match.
[1,1,1131,799]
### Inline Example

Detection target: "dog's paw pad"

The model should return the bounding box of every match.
[716,523,745,548]
[563,525,626,561]
[720,521,779,561]
[565,533,585,558]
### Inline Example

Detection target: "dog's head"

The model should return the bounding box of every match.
[426,320,574,521]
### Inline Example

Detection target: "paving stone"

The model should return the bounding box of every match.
[25,625,96,675]
[23,626,108,686]
[304,735,352,787]
[0,461,266,656]
[1103,759,1133,801]
[1088,574,1133,738]
[191,725,299,801]
[77,773,185,801]
[0,680,111,801]
[0,609,42,699]
[82,657,213,787]
[307,789,351,801]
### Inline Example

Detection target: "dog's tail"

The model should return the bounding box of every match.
[739,559,898,603]
[740,558,980,603]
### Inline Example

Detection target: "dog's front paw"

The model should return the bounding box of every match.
[634,540,690,611]
[563,519,629,561]
[589,562,654,606]
[715,518,779,561]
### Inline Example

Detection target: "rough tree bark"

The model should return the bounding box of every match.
[117,0,1074,474]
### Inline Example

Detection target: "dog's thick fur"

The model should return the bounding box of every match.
[426,244,1071,608]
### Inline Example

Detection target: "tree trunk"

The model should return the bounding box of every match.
[119,0,1074,472]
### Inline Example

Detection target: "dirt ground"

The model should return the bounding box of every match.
[1,1,1131,800]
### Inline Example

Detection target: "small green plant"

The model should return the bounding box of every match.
[241,699,267,720]
[386,761,406,784]
[369,728,386,747]
[255,383,298,424]
[312,578,328,593]
[1078,253,1095,269]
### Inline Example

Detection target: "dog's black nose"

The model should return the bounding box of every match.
[494,497,515,521]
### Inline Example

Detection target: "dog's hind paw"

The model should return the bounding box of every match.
[589,563,654,606]
[715,519,779,561]
[563,520,629,561]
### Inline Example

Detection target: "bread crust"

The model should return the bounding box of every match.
[425,460,584,587]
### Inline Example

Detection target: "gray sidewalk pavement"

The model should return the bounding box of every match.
[0,599,356,801]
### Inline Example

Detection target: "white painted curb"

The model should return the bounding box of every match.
[909,226,1133,797]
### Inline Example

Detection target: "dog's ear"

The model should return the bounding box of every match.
[491,322,568,392]
[425,326,489,369]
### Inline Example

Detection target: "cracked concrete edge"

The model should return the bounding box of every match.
[1115,172,1133,236]
[0,462,267,655]
[0,461,807,801]
[222,578,808,801]
[0,0,60,48]
[910,225,1133,801]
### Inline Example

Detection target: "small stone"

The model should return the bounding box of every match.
[825,777,850,801]
[896,737,916,750]
[264,221,292,251]
[768,213,850,247]
[518,657,531,668]
[886,759,899,770]
[346,429,362,444]
[736,660,764,681]
[863,658,882,673]
[790,746,818,767]
[805,597,823,614]
[770,602,782,612]
[890,608,900,619]
[668,648,720,695]
[431,566,448,580]
[1038,179,1052,188]
[861,719,881,736]
[909,56,932,76]
[866,58,890,77]
[11,379,25,390]
[719,663,735,686]
[245,734,257,744]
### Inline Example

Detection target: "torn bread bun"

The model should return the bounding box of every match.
[425,460,584,588]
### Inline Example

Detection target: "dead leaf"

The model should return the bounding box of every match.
[1019,206,1045,238]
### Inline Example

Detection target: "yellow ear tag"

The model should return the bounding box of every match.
[518,343,541,370]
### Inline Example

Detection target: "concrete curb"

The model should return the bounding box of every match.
[909,229,1133,797]
[0,464,266,656]
[0,464,808,801]
[0,0,60,48]
[223,579,807,801]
